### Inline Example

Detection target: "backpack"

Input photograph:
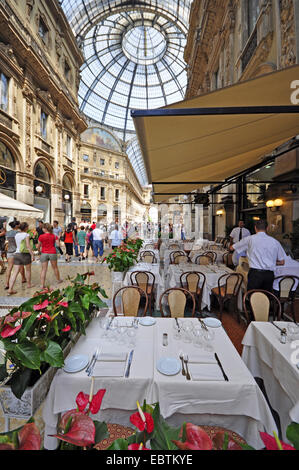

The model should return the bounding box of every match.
[19,237,33,253]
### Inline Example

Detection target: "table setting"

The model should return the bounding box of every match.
[42,315,278,450]
[242,320,299,443]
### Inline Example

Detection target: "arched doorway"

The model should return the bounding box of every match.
[0,141,16,198]
[98,204,107,224]
[113,205,121,224]
[81,200,91,222]
[34,161,51,222]
[62,174,73,226]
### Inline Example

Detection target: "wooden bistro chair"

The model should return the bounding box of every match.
[139,250,157,263]
[159,287,195,318]
[222,251,235,269]
[180,271,206,315]
[144,243,155,249]
[194,254,213,265]
[273,275,299,322]
[174,254,189,265]
[211,273,243,321]
[113,286,148,317]
[130,271,156,315]
[243,289,282,324]
[202,251,217,263]
[170,250,186,264]
[169,243,181,250]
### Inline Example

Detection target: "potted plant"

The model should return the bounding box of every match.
[0,273,108,420]
[103,243,139,283]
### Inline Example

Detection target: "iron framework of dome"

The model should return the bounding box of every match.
[60,1,192,186]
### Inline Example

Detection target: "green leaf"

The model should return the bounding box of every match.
[18,312,39,342]
[14,339,40,370]
[94,421,109,444]
[107,438,129,450]
[40,341,64,368]
[0,362,7,381]
[80,294,90,310]
[286,422,299,450]
[150,403,181,450]
[10,368,33,399]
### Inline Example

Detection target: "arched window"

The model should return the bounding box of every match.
[34,161,51,183]
[0,141,16,198]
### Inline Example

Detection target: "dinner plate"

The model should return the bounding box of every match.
[203,318,222,328]
[139,317,156,326]
[156,357,181,376]
[63,354,89,373]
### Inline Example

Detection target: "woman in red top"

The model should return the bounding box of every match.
[37,223,63,288]
[62,223,74,262]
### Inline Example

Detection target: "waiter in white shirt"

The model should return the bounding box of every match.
[229,221,251,265]
[230,219,285,292]
[109,224,123,250]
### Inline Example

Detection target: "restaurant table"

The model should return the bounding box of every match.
[139,248,160,264]
[273,256,299,291]
[123,262,164,310]
[242,321,299,442]
[43,317,277,450]
[167,263,238,311]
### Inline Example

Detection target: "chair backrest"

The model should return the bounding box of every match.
[144,243,155,249]
[194,254,212,265]
[243,289,281,322]
[130,270,155,292]
[140,250,157,263]
[274,276,299,299]
[180,271,206,293]
[113,286,148,317]
[159,288,195,318]
[174,254,188,264]
[170,250,185,264]
[209,245,218,250]
[202,251,216,263]
[169,243,180,249]
[217,273,243,296]
[223,251,234,267]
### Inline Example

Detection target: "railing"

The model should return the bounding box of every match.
[241,29,257,72]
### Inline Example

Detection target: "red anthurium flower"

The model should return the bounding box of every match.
[260,432,295,450]
[89,389,106,414]
[18,422,41,450]
[3,311,31,324]
[212,431,243,450]
[130,412,154,434]
[58,301,69,308]
[76,392,89,413]
[1,324,22,338]
[33,300,50,311]
[52,410,95,447]
[172,423,213,450]
[62,325,71,333]
[38,313,51,322]
[128,443,150,450]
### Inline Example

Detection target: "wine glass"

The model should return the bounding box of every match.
[202,328,215,352]
[127,328,137,347]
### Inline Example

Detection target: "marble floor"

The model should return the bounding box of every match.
[0,253,113,439]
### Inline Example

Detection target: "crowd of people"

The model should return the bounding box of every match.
[0,217,125,296]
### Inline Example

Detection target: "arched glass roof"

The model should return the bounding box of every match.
[60,1,192,186]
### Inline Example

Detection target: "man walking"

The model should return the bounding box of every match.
[229,220,251,266]
[92,223,104,261]
[230,219,285,292]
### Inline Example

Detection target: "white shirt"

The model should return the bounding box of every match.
[233,232,285,271]
[92,228,104,241]
[230,226,251,243]
[109,230,123,246]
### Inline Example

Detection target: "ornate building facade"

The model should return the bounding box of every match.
[0,0,150,228]
[184,0,299,246]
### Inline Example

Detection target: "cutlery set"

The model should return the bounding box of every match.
[179,350,228,381]
[86,347,100,377]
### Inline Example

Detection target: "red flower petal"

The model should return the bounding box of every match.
[76,392,89,413]
[53,410,95,447]
[18,422,41,450]
[130,412,145,431]
[62,325,71,332]
[173,423,213,450]
[1,324,21,338]
[33,300,49,311]
[259,432,295,450]
[128,443,150,450]
[89,389,106,414]
[58,302,69,308]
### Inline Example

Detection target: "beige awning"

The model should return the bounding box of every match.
[132,65,299,203]
[0,192,44,219]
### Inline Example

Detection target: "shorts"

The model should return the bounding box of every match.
[79,245,85,253]
[64,243,73,256]
[13,253,31,266]
[7,252,15,259]
[40,253,58,263]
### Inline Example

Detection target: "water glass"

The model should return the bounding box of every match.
[127,328,137,347]
[287,323,299,341]
[192,326,204,348]
[202,328,215,352]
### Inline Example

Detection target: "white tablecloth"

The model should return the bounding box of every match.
[168,264,236,311]
[43,317,277,450]
[123,263,164,310]
[242,321,299,442]
[273,256,299,291]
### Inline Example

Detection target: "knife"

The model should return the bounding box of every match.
[214,353,228,381]
[271,321,284,332]
[198,317,208,331]
[125,349,134,378]
[175,317,180,332]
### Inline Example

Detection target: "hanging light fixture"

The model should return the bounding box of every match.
[35,185,43,194]
[64,194,70,200]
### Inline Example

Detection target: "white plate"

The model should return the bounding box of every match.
[139,317,156,326]
[63,354,89,373]
[203,318,222,328]
[157,357,181,376]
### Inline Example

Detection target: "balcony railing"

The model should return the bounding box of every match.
[241,29,257,72]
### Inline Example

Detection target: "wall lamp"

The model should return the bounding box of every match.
[266,198,283,211]
[216,209,224,216]
[35,185,43,194]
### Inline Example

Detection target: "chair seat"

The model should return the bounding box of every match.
[181,283,201,294]
[211,286,234,297]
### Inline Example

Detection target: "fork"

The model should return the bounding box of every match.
[183,354,191,380]
[87,348,99,376]
[179,351,186,376]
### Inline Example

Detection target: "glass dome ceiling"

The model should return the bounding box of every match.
[60,1,192,186]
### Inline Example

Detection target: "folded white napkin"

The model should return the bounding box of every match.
[92,361,126,377]
[189,363,225,381]
[187,352,217,364]
[98,351,128,362]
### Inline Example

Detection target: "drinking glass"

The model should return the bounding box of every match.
[192,326,204,348]
[202,328,215,352]
[287,323,299,341]
[127,328,137,347]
